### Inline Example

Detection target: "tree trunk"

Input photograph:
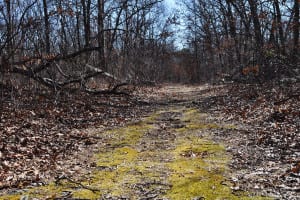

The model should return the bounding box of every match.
[248,0,263,49]
[292,0,299,63]
[5,0,12,59]
[225,0,241,64]
[274,0,285,54]
[42,0,50,54]
[97,0,106,70]
[59,1,68,54]
[75,0,81,49]
[81,0,91,47]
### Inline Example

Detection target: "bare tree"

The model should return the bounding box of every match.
[181,0,299,83]
[42,0,50,54]
[292,0,299,63]
[0,0,173,99]
[81,0,91,47]
[97,0,106,70]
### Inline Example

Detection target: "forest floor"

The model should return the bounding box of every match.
[0,83,299,199]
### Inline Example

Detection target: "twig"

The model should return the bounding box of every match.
[55,175,100,193]
[84,82,130,96]
[274,93,300,105]
[70,135,103,140]
[277,184,300,192]
[54,61,69,78]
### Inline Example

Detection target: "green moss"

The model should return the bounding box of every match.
[176,123,220,132]
[104,123,153,148]
[72,120,158,198]
[175,108,220,132]
[0,107,273,200]
[72,189,101,199]
[224,124,237,129]
[161,108,272,199]
[87,146,139,196]
[166,137,227,199]
[165,135,272,200]
[80,121,156,198]
[0,195,21,200]
[96,146,138,167]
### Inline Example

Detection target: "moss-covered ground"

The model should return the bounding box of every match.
[0,106,272,200]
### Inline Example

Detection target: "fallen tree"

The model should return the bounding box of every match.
[1,47,130,96]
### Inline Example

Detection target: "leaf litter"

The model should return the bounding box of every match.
[0,83,299,199]
[192,83,300,199]
[0,88,152,193]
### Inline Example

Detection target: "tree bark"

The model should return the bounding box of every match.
[5,0,12,60]
[42,0,50,54]
[81,0,91,47]
[274,0,285,54]
[248,0,263,49]
[225,0,241,64]
[248,0,267,80]
[97,0,106,70]
[292,0,299,63]
[75,0,81,49]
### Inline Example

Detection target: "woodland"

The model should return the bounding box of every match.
[0,0,299,199]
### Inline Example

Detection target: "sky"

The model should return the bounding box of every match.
[163,0,186,49]
[164,0,178,11]
[165,0,176,7]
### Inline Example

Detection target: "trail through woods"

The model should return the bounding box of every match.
[0,84,299,199]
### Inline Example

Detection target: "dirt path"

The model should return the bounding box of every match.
[2,85,274,199]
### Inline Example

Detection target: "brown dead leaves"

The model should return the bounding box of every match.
[195,83,300,199]
[0,88,147,192]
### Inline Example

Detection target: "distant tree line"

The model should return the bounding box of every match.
[0,0,299,95]
[181,0,299,83]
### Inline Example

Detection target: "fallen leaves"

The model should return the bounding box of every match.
[0,83,299,199]
[0,87,150,193]
[291,162,300,174]
[194,82,300,199]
